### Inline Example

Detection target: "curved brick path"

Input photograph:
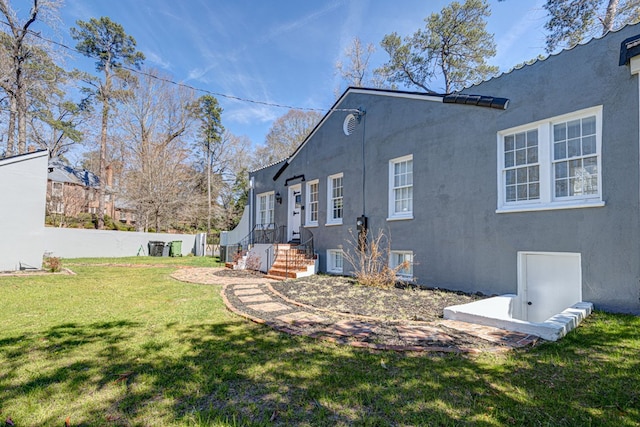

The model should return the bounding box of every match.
[171,268,539,353]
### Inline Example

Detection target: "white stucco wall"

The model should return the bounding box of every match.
[0,151,49,271]
[43,228,200,258]
[220,204,250,245]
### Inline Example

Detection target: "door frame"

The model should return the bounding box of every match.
[287,184,302,242]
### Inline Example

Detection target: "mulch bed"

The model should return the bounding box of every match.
[271,274,485,322]
[220,274,518,352]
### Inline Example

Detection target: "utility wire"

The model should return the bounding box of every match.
[1,19,360,114]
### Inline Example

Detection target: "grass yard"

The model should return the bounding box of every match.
[1,257,639,426]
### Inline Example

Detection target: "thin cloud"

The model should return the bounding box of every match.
[145,51,172,70]
[259,0,344,45]
[494,0,548,69]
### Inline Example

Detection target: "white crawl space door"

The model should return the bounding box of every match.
[517,252,582,323]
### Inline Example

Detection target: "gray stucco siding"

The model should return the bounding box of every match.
[249,24,640,313]
[470,26,640,312]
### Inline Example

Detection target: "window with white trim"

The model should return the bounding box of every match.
[51,182,63,198]
[327,173,343,225]
[390,251,413,278]
[51,201,65,214]
[498,106,603,212]
[326,249,344,274]
[389,155,413,219]
[306,180,319,226]
[257,191,274,227]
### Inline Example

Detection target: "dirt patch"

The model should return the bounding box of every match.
[271,275,485,322]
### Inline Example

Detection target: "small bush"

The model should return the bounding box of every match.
[343,228,412,289]
[43,256,62,273]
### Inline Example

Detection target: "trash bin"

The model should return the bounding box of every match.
[169,240,182,257]
[148,241,165,257]
[162,243,170,257]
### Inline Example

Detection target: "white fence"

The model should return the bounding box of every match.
[43,228,204,258]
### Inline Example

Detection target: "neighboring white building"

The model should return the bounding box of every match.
[0,150,49,271]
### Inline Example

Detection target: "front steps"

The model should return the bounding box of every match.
[266,244,317,280]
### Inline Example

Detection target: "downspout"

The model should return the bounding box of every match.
[249,176,255,239]
[360,110,367,217]
[630,57,640,262]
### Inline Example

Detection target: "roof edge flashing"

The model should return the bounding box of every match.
[443,94,509,110]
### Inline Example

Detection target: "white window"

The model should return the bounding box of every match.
[497,106,604,213]
[306,180,319,226]
[51,201,65,214]
[388,155,413,220]
[327,173,343,225]
[327,249,344,274]
[390,251,413,278]
[257,192,275,227]
[51,182,63,198]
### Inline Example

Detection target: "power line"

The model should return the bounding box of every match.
[0,19,356,114]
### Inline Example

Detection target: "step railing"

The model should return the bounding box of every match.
[224,223,281,263]
[271,227,315,277]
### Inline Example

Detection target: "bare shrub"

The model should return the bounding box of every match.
[43,256,62,273]
[245,252,262,274]
[342,228,411,289]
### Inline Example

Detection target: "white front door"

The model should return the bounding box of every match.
[517,252,582,323]
[288,184,302,242]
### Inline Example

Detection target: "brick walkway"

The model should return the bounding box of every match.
[171,268,539,353]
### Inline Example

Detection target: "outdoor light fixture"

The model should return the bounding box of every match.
[275,192,282,204]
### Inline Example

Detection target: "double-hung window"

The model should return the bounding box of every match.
[552,115,599,198]
[390,251,413,279]
[306,180,319,226]
[388,155,413,220]
[327,249,344,274]
[257,191,274,227]
[327,173,343,225]
[498,106,603,212]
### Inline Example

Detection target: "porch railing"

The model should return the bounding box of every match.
[223,223,285,263]
[274,227,315,276]
[223,224,315,277]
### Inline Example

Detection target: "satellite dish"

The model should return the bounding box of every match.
[343,113,359,136]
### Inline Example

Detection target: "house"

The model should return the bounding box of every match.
[244,23,640,315]
[47,158,101,219]
[46,159,135,226]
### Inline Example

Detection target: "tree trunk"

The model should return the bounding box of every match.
[6,99,16,156]
[602,0,620,34]
[17,85,27,154]
[98,97,109,229]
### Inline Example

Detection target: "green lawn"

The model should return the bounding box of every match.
[1,257,638,426]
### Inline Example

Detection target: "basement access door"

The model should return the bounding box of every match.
[517,252,582,323]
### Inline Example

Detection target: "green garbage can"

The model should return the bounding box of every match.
[169,240,183,257]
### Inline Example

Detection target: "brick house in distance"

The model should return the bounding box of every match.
[46,159,136,226]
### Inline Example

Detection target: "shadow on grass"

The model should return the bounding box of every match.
[0,312,639,426]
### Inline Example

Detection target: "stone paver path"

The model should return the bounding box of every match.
[171,267,540,353]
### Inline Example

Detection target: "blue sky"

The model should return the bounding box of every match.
[43,0,548,148]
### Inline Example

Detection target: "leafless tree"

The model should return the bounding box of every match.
[0,0,63,155]
[117,68,196,232]
[335,37,381,93]
[252,109,322,169]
